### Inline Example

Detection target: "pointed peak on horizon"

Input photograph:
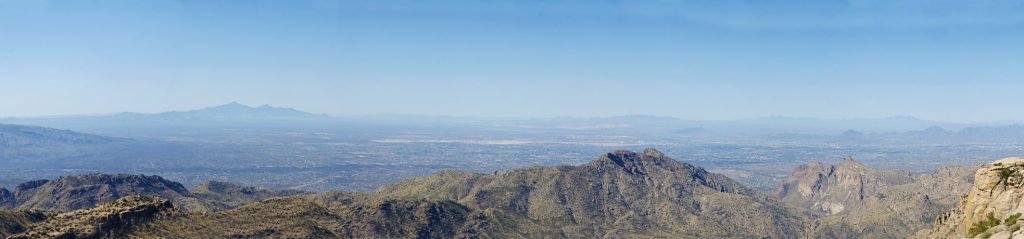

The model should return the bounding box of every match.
[206,101,251,109]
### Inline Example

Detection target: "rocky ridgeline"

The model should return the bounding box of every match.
[922,157,1024,239]
[776,157,914,215]
[8,195,174,239]
[0,173,306,213]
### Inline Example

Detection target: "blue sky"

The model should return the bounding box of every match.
[1,0,1023,122]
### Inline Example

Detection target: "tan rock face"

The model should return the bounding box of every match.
[775,157,915,216]
[777,158,976,239]
[923,157,1024,238]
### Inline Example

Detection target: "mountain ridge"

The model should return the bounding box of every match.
[0,173,307,212]
[0,149,807,238]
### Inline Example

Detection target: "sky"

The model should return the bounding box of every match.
[1,0,1023,123]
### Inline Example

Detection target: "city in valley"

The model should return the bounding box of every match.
[2,1,1022,238]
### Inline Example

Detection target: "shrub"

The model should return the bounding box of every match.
[1006,213,1022,226]
[1000,168,1015,181]
[968,212,1001,237]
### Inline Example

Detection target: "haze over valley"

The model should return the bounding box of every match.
[3,0,1024,238]
[2,102,1022,192]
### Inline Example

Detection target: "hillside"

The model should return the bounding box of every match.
[0,173,306,212]
[776,158,976,238]
[371,148,804,238]
[7,195,175,239]
[0,124,114,147]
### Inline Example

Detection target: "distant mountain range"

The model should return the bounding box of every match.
[2,102,1023,136]
[0,124,115,147]
[0,102,331,134]
[121,102,328,120]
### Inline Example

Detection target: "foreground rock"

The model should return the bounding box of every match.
[921,157,1024,238]
[0,210,49,238]
[9,195,174,239]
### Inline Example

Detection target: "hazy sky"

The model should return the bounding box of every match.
[1,0,1023,122]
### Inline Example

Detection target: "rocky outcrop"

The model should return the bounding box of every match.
[9,195,174,239]
[777,158,976,238]
[921,157,1024,239]
[775,157,916,215]
[0,188,13,209]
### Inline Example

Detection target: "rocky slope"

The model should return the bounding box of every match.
[188,180,308,209]
[0,211,49,238]
[8,195,175,239]
[776,158,976,238]
[372,148,804,238]
[0,173,306,212]
[921,157,1024,239]
[0,124,114,147]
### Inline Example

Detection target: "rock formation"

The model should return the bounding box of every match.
[776,158,976,238]
[921,157,1024,239]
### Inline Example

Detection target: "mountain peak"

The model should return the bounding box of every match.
[642,148,665,158]
[161,102,326,119]
[601,150,669,174]
[840,156,860,164]
[373,149,800,238]
[202,102,253,111]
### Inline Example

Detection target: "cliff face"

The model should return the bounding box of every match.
[922,157,1024,239]
[0,188,13,209]
[775,158,916,215]
[776,158,976,238]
